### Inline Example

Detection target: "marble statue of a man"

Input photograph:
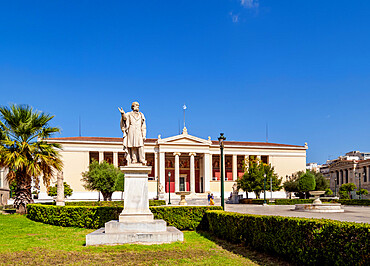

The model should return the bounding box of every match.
[118,102,147,165]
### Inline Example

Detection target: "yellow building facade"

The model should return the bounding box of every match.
[40,131,307,200]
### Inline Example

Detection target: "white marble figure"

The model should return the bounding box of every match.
[158,183,164,194]
[118,102,147,165]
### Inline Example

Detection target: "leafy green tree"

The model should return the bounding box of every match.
[81,160,124,201]
[114,172,125,200]
[237,159,282,199]
[0,104,62,213]
[47,182,73,198]
[356,188,368,196]
[312,172,329,191]
[339,183,357,199]
[297,172,316,199]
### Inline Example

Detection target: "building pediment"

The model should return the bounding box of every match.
[157,133,212,146]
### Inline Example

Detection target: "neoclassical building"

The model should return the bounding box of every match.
[329,158,370,198]
[38,130,307,200]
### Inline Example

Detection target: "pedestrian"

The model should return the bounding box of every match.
[207,193,211,205]
[210,193,215,206]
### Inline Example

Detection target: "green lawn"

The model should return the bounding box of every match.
[0,214,289,265]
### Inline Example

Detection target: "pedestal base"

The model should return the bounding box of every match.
[119,213,154,223]
[106,220,167,233]
[86,226,183,246]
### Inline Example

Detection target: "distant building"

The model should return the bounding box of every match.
[306,163,322,173]
[328,151,370,199]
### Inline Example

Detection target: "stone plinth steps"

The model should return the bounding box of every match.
[86,165,183,245]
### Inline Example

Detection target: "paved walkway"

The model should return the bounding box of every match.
[224,204,370,224]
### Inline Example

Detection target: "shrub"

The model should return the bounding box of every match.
[63,200,166,207]
[26,204,222,230]
[205,210,370,265]
[239,199,269,205]
[274,199,314,205]
[47,182,73,198]
[327,199,370,206]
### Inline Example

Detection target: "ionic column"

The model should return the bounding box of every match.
[154,152,159,180]
[99,151,104,163]
[189,153,196,193]
[159,152,165,188]
[232,154,237,181]
[209,154,213,181]
[203,153,211,192]
[113,152,118,167]
[174,152,181,192]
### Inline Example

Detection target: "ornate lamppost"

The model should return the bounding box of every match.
[218,133,226,210]
[168,172,172,205]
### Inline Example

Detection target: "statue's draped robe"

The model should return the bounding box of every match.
[120,111,146,151]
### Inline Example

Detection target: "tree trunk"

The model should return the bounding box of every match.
[14,188,33,214]
[101,191,113,201]
[13,174,33,214]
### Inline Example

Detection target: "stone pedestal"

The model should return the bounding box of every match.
[86,164,184,246]
[119,165,153,222]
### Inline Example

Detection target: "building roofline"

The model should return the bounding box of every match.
[46,136,306,149]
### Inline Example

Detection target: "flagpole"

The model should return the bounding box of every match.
[183,104,186,129]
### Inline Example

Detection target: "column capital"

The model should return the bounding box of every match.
[173,152,181,156]
[189,152,197,157]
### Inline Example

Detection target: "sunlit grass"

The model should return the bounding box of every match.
[0,214,262,265]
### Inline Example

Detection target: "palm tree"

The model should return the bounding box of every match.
[0,104,62,213]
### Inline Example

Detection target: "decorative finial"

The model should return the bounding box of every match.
[208,136,211,141]
[305,142,308,148]
[158,134,161,139]
[182,127,188,135]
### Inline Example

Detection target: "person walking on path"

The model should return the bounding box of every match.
[210,193,215,206]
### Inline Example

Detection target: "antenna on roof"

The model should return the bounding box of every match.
[266,122,268,143]
[79,116,81,137]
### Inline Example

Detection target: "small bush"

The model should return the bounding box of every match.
[239,199,269,204]
[327,199,370,206]
[63,200,166,207]
[274,199,314,205]
[206,210,370,265]
[26,204,222,230]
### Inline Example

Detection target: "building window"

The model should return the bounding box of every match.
[89,152,99,164]
[118,153,127,167]
[104,152,113,164]
[261,156,269,164]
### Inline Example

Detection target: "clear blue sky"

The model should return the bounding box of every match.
[1,0,370,164]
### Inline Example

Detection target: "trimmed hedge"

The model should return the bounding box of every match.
[26,204,222,230]
[205,210,370,265]
[239,199,269,204]
[272,199,370,206]
[63,200,166,207]
[328,199,370,206]
[274,199,314,205]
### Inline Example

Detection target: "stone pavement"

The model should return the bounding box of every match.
[224,204,370,224]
